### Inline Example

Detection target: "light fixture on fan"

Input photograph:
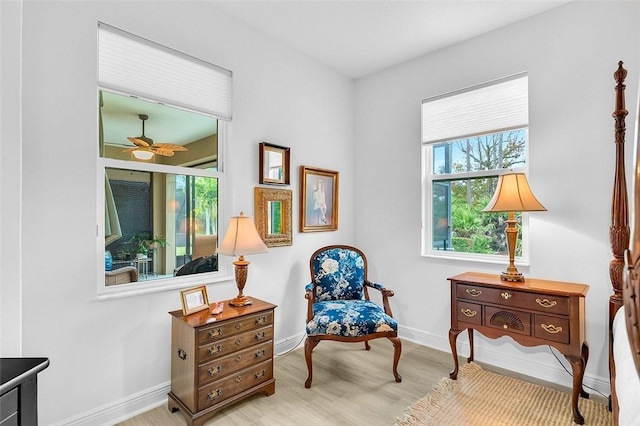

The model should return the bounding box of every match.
[121,114,188,159]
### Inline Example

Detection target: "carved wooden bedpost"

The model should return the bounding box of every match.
[609,61,629,416]
[610,61,629,318]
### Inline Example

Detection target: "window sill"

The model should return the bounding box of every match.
[423,251,530,266]
[96,273,234,301]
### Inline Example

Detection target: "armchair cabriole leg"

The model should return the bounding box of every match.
[304,337,319,388]
[389,336,402,382]
[364,341,371,351]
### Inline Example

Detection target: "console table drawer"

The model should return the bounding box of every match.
[485,306,531,336]
[0,388,17,424]
[534,315,570,344]
[457,283,569,315]
[198,311,274,345]
[456,301,482,325]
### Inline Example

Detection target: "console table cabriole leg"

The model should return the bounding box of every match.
[467,328,474,363]
[565,354,586,425]
[449,328,462,379]
[580,342,590,398]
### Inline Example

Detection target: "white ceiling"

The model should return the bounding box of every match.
[213,0,572,79]
[102,0,571,146]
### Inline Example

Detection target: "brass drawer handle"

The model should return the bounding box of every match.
[235,354,243,362]
[255,349,266,358]
[536,298,557,308]
[466,288,482,297]
[208,365,222,376]
[177,348,187,360]
[501,292,512,300]
[208,345,222,355]
[255,369,266,379]
[235,338,244,345]
[235,375,244,383]
[255,331,266,340]
[541,323,563,334]
[235,322,244,330]
[256,315,268,325]
[208,328,223,338]
[207,389,222,400]
[461,308,477,318]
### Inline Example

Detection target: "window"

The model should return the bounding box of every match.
[98,23,232,298]
[421,73,530,263]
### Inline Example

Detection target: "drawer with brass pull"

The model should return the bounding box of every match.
[456,301,482,326]
[197,359,273,411]
[197,311,274,345]
[533,314,569,344]
[198,325,274,363]
[456,283,569,315]
[198,341,273,386]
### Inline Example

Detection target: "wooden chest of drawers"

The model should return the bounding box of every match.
[168,297,276,426]
[448,272,589,424]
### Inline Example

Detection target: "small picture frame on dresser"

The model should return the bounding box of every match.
[180,285,210,316]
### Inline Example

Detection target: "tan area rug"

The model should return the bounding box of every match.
[395,362,611,426]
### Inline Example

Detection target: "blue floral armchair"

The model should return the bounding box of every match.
[303,245,402,388]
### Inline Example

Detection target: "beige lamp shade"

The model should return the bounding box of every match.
[217,212,268,256]
[482,173,547,213]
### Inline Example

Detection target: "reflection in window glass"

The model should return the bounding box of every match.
[101,90,221,285]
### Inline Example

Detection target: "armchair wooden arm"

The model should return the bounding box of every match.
[305,287,315,322]
[365,280,395,317]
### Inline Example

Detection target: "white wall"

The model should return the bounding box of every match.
[12,2,354,424]
[355,1,639,394]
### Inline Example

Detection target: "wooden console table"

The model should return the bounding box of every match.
[448,272,589,424]
[168,297,276,426]
[0,357,49,425]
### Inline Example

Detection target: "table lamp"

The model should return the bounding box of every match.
[482,172,546,282]
[216,212,269,306]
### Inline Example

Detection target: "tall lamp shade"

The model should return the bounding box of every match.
[217,212,268,306]
[483,173,546,282]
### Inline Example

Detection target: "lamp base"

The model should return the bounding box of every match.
[500,270,525,282]
[229,295,253,307]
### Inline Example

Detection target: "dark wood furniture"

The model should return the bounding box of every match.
[607,61,640,426]
[0,357,49,425]
[448,272,589,424]
[168,297,276,426]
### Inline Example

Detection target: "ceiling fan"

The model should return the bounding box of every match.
[121,114,188,159]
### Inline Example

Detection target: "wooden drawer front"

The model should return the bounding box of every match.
[0,388,18,424]
[533,315,570,344]
[457,283,569,315]
[198,325,273,363]
[456,301,482,326]
[198,341,273,386]
[485,306,531,336]
[197,311,274,346]
[198,359,273,411]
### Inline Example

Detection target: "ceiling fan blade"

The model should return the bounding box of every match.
[151,143,188,152]
[153,149,175,157]
[127,137,150,147]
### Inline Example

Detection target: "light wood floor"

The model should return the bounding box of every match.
[118,339,605,425]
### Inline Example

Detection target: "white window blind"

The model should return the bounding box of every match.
[422,73,528,144]
[98,22,232,121]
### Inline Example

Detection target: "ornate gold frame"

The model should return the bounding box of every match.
[300,166,339,232]
[254,187,293,247]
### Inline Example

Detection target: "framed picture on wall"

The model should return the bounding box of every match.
[300,166,339,232]
[259,142,290,185]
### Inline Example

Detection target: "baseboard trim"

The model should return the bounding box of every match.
[50,328,609,425]
[50,381,170,426]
